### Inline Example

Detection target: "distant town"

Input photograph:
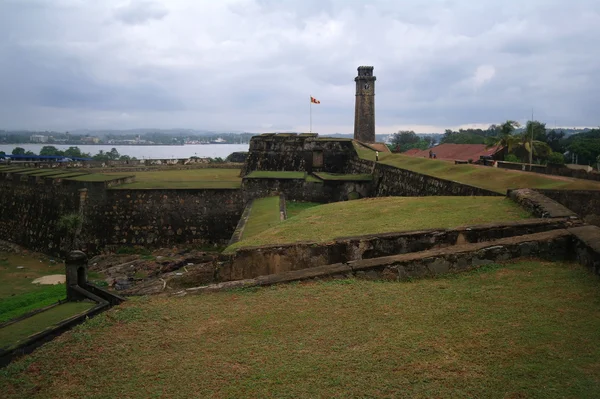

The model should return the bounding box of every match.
[0,130,257,146]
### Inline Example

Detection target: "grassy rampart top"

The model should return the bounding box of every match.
[241,196,281,240]
[108,168,242,189]
[355,145,600,193]
[2,260,599,398]
[226,196,530,251]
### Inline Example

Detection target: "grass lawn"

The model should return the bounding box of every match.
[0,302,94,350]
[285,200,321,218]
[227,196,530,251]
[314,172,373,181]
[2,260,599,398]
[242,196,281,240]
[108,168,242,189]
[354,143,600,192]
[0,253,66,323]
[245,171,306,179]
[66,174,131,182]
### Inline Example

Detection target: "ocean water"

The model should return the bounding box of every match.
[0,144,249,160]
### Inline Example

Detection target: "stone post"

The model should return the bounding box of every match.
[65,250,88,301]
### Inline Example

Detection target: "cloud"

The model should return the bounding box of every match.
[0,0,599,133]
[114,1,168,25]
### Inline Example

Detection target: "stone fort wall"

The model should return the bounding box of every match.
[242,134,356,175]
[0,172,245,255]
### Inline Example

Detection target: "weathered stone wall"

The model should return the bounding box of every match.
[219,218,576,281]
[81,188,245,252]
[535,189,600,226]
[242,134,356,175]
[0,177,82,253]
[0,170,245,255]
[241,178,372,203]
[347,159,501,197]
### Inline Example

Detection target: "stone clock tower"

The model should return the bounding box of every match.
[353,66,376,143]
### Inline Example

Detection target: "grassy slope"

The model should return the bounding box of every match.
[0,285,66,323]
[356,144,600,193]
[0,253,67,322]
[227,196,530,251]
[285,201,321,218]
[0,302,94,350]
[245,171,306,179]
[313,172,373,181]
[108,168,242,189]
[242,196,281,239]
[2,260,599,398]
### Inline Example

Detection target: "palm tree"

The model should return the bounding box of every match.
[517,132,552,163]
[486,120,521,152]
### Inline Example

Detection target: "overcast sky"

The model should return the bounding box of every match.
[1,0,599,134]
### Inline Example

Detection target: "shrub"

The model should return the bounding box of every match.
[505,154,520,163]
[547,152,566,165]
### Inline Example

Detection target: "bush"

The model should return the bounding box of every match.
[547,152,565,165]
[505,154,520,163]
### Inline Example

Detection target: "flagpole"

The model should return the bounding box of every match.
[310,96,312,133]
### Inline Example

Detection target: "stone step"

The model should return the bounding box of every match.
[179,228,572,295]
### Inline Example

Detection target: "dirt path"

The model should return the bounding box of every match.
[32,275,66,285]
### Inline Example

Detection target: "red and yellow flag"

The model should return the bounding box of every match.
[310,96,320,104]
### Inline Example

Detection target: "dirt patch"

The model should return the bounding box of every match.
[32,274,66,285]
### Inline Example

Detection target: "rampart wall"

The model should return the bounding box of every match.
[0,171,245,255]
[347,159,501,197]
[242,134,356,175]
[534,189,600,226]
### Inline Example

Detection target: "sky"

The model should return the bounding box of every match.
[1,0,599,134]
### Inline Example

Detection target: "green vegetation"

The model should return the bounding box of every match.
[242,196,281,240]
[0,302,94,350]
[285,201,321,218]
[305,174,323,183]
[0,253,66,322]
[109,168,242,189]
[245,171,306,179]
[2,260,599,398]
[66,173,131,182]
[227,196,530,251]
[376,154,600,192]
[313,172,372,181]
[0,285,66,324]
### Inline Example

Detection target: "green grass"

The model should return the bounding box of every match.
[0,253,64,299]
[355,145,600,193]
[245,171,306,179]
[2,260,599,398]
[66,174,131,182]
[0,253,66,322]
[45,172,88,179]
[0,284,66,324]
[109,168,242,189]
[242,196,281,240]
[0,302,95,350]
[227,196,530,251]
[314,172,373,181]
[305,174,323,183]
[285,201,321,218]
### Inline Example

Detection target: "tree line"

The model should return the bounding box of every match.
[389,122,600,166]
[0,146,133,161]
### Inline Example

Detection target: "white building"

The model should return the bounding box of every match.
[30,134,48,143]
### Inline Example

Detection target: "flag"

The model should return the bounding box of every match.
[310,96,320,104]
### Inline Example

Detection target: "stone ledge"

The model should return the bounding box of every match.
[179,229,571,295]
[508,188,578,219]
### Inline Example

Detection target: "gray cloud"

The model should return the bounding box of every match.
[0,0,599,133]
[114,1,168,25]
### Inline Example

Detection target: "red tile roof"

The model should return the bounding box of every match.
[403,144,503,161]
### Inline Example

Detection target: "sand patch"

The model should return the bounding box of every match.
[32,275,66,285]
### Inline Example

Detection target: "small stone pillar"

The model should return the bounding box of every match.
[65,250,88,301]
